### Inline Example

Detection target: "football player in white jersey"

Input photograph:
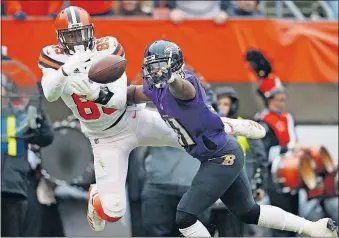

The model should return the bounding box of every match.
[38,6,267,232]
[38,6,181,231]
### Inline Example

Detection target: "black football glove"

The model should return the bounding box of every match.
[245,49,272,79]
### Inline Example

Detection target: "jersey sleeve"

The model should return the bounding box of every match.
[38,46,67,102]
[175,70,202,105]
[142,80,158,103]
[38,46,64,70]
[109,37,125,58]
[97,36,125,58]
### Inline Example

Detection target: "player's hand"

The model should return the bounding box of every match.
[62,48,94,76]
[213,11,228,25]
[169,9,185,24]
[70,77,100,101]
[157,64,173,83]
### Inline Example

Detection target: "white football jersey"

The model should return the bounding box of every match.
[38,36,129,138]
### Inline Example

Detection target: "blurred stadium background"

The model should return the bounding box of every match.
[1,0,338,237]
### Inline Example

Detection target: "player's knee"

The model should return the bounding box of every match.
[176,210,198,229]
[96,194,126,222]
[235,203,260,225]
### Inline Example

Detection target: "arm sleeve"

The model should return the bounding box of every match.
[104,72,127,110]
[175,72,200,105]
[40,67,68,102]
[4,1,22,15]
[142,81,152,97]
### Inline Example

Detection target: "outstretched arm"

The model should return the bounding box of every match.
[127,85,152,104]
[167,73,196,101]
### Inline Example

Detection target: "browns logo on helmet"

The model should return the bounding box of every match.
[55,6,95,54]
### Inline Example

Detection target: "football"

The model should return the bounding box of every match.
[88,55,127,84]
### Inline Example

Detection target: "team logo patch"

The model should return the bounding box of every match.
[222,154,236,166]
[208,154,236,166]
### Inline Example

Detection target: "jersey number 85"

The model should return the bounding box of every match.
[72,94,116,120]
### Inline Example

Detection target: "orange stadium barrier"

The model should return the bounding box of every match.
[2,19,338,83]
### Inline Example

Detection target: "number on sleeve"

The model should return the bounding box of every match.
[72,94,117,120]
[164,118,195,146]
[52,45,64,55]
[96,37,110,51]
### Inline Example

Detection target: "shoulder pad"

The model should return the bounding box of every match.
[95,36,125,58]
[38,45,66,70]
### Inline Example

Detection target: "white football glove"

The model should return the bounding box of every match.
[70,78,100,101]
[62,47,94,75]
[221,117,266,139]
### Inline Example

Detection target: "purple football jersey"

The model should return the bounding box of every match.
[143,70,228,159]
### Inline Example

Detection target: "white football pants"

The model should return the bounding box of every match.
[88,108,181,218]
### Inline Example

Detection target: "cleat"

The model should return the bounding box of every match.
[87,184,105,232]
[221,117,266,139]
[327,219,339,235]
[309,218,338,237]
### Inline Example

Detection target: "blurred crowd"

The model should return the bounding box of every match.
[1,0,338,21]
